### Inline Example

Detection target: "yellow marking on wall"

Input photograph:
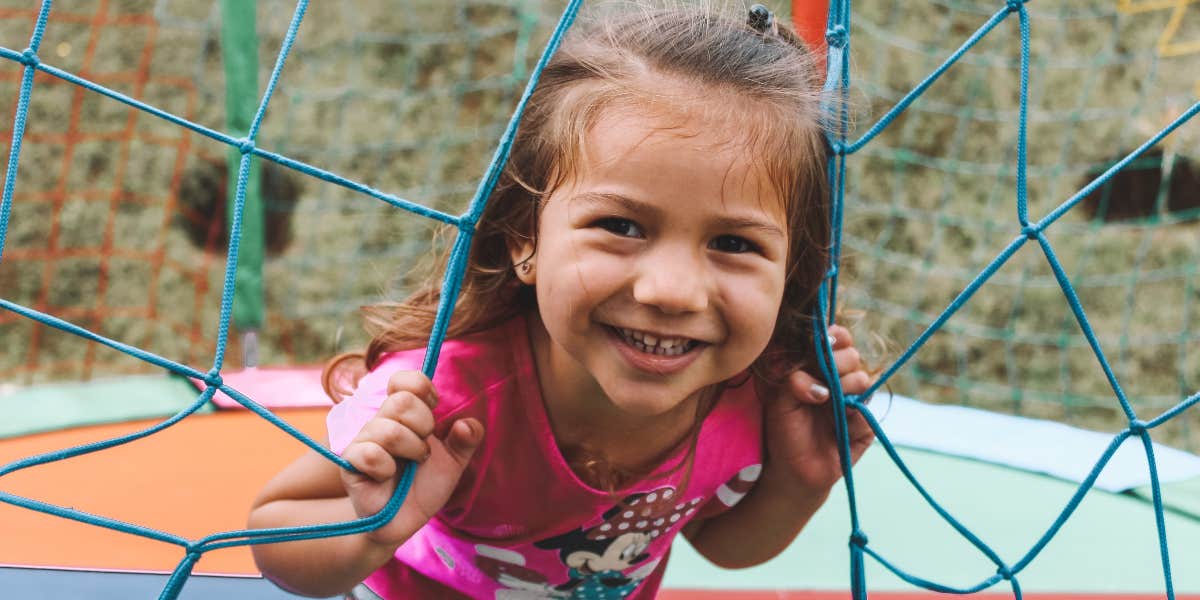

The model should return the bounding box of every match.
[1117,0,1200,97]
[1118,0,1200,57]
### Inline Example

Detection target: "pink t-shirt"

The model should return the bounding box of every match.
[327,316,763,599]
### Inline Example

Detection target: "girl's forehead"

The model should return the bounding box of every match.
[604,76,769,144]
[583,94,763,166]
[579,103,779,198]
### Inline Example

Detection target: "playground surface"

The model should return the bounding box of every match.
[2,376,1198,598]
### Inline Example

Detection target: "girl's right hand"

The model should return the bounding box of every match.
[338,370,484,548]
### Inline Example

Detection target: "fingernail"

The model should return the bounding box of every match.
[827,334,837,347]
[811,383,830,399]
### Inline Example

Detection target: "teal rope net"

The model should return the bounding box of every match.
[0,0,1197,599]
[819,0,1199,597]
[0,0,583,598]
[841,0,1200,454]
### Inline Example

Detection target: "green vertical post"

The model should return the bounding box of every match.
[221,0,265,363]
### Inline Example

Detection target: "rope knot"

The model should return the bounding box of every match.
[1129,419,1148,436]
[19,48,39,67]
[204,369,223,389]
[849,530,869,547]
[1020,225,1038,240]
[236,137,256,155]
[1005,0,1027,12]
[825,25,848,49]
[996,565,1014,580]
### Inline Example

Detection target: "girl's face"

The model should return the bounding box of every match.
[513,96,789,419]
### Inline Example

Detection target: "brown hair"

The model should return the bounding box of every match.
[324,2,834,492]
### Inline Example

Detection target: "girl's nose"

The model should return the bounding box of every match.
[631,251,709,314]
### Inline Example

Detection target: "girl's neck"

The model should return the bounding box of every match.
[524,312,703,474]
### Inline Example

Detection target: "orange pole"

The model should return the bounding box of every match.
[791,0,830,54]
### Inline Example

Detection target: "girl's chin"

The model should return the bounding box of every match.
[599,383,701,419]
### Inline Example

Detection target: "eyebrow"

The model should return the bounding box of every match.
[572,192,786,239]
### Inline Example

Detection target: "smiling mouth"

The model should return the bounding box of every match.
[612,326,701,357]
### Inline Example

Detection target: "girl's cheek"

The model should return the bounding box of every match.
[573,252,631,285]
[721,267,785,308]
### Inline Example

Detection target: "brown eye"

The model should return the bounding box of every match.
[709,235,757,254]
[595,217,644,238]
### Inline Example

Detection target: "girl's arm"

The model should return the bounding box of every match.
[248,451,400,597]
[682,325,875,568]
[679,459,833,568]
[248,370,484,597]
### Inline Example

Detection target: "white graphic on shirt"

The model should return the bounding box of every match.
[715,463,762,507]
[477,486,704,599]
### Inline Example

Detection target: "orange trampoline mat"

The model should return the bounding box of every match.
[0,408,329,575]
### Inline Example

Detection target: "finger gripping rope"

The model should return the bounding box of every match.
[19,48,38,67]
[820,0,1194,598]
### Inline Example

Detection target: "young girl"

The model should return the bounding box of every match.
[248,3,876,598]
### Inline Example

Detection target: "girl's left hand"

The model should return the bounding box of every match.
[757,324,876,497]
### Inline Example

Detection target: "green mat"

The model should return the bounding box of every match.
[664,445,1200,594]
[0,374,210,440]
[1133,476,1200,522]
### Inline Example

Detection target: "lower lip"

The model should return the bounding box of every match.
[607,328,704,375]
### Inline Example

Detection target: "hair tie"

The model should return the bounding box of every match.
[747,4,775,34]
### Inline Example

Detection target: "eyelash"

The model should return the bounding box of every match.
[593,218,760,254]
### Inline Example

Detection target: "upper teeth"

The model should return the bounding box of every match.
[618,328,693,356]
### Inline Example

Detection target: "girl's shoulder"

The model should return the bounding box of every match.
[378,315,530,395]
[328,316,533,453]
[361,316,531,406]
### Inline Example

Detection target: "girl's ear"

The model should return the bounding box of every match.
[509,239,537,285]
